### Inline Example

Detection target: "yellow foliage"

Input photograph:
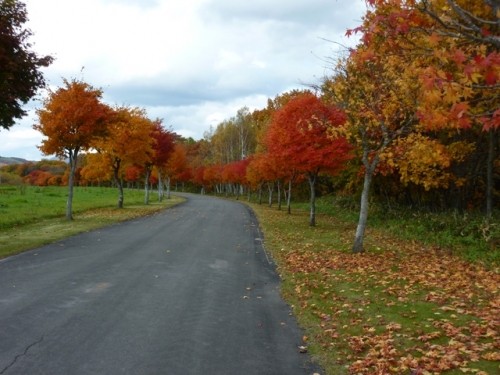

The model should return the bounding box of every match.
[393,134,453,190]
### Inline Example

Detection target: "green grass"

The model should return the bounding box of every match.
[0,185,153,229]
[247,199,499,375]
[292,195,500,267]
[0,185,185,258]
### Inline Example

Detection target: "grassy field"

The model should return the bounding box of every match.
[249,199,499,375]
[0,185,185,258]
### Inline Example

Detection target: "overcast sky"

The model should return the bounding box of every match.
[1,0,366,160]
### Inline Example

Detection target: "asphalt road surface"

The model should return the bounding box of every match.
[0,193,320,375]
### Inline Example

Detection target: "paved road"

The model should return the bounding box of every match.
[0,193,320,375]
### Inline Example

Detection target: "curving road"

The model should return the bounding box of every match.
[0,193,320,374]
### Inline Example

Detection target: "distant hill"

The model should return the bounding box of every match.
[0,156,30,166]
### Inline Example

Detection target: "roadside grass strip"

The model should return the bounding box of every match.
[0,186,185,258]
[250,204,499,375]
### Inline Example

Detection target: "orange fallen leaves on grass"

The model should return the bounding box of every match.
[281,236,499,374]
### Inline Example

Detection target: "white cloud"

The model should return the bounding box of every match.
[2,0,366,160]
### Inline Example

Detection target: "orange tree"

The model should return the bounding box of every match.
[165,143,190,196]
[266,92,352,226]
[246,150,293,209]
[92,106,155,208]
[246,153,269,205]
[34,78,111,219]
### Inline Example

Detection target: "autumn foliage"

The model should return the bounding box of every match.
[34,79,111,219]
[265,93,352,225]
[2,1,498,373]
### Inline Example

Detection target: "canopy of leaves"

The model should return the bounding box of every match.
[266,93,353,177]
[34,79,111,158]
[151,120,176,170]
[0,0,53,129]
[92,106,156,177]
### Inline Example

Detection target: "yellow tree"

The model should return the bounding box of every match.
[415,0,499,217]
[34,79,111,219]
[79,153,113,186]
[330,0,499,249]
[325,1,428,251]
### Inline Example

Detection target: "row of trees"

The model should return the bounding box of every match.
[2,0,498,253]
[32,79,178,219]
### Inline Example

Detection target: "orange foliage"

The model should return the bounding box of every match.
[34,79,111,159]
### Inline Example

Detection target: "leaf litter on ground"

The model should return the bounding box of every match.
[250,204,499,375]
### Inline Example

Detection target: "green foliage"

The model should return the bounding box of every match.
[0,171,23,185]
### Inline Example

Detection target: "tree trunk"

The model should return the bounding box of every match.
[353,145,381,253]
[277,180,282,210]
[353,168,373,253]
[144,168,151,205]
[112,160,124,209]
[287,179,292,214]
[157,170,163,202]
[308,172,317,227]
[65,149,79,220]
[267,182,273,207]
[258,183,263,205]
[486,129,496,219]
[166,176,171,199]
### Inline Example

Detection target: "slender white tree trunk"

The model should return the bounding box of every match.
[157,170,163,201]
[112,159,124,209]
[267,182,273,207]
[353,146,380,253]
[66,149,79,220]
[166,176,171,199]
[144,168,151,205]
[353,168,373,253]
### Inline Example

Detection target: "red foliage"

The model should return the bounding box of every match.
[124,165,142,183]
[266,93,353,177]
[222,159,250,185]
[151,120,176,167]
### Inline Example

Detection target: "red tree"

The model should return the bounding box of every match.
[150,120,176,201]
[266,93,353,226]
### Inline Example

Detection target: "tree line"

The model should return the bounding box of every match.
[1,0,498,252]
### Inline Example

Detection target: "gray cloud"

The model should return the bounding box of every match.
[4,0,366,160]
